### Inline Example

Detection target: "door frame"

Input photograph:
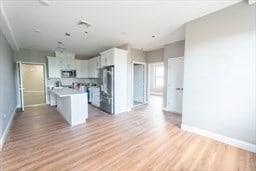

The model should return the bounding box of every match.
[166,57,184,114]
[131,61,147,107]
[16,61,48,110]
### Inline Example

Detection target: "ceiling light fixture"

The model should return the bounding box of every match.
[65,33,71,36]
[38,0,51,6]
[34,29,41,33]
[57,47,66,50]
[77,20,92,29]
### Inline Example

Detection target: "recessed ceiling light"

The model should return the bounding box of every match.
[38,0,51,6]
[152,35,156,38]
[65,33,71,36]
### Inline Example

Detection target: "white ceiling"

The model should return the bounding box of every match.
[2,0,241,57]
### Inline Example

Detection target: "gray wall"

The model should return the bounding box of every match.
[13,48,54,64]
[118,44,148,107]
[146,48,164,63]
[0,30,16,139]
[182,2,256,144]
[163,40,185,108]
[131,48,147,63]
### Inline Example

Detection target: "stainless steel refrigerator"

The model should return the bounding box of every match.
[99,66,114,114]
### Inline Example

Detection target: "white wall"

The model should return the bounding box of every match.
[182,2,256,145]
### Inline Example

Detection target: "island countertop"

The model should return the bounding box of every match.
[51,88,87,97]
[49,87,88,126]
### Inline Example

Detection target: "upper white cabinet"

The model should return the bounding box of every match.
[88,56,100,78]
[55,51,76,69]
[47,51,101,79]
[100,51,114,67]
[47,56,61,78]
[58,56,76,70]
[76,60,88,78]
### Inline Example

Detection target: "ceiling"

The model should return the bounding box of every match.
[2,0,241,57]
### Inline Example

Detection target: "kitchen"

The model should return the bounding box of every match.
[19,47,130,126]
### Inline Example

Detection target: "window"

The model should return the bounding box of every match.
[154,66,164,87]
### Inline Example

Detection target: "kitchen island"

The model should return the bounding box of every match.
[50,88,88,126]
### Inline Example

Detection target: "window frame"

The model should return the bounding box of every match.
[154,65,164,88]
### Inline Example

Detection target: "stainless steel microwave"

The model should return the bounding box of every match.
[61,70,76,78]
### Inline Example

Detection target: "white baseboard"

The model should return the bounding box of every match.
[150,92,163,96]
[162,107,182,115]
[0,106,17,151]
[181,124,256,153]
[162,107,168,111]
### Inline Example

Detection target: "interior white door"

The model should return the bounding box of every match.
[17,61,24,111]
[133,64,144,103]
[167,57,184,113]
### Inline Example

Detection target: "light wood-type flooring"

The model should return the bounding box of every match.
[0,95,255,171]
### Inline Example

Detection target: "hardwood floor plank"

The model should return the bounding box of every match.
[0,95,255,171]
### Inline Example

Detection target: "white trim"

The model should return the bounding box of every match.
[181,124,256,153]
[162,107,182,114]
[25,103,46,107]
[150,92,163,96]
[162,107,169,111]
[131,61,147,107]
[0,1,19,50]
[166,57,184,113]
[249,0,256,5]
[0,106,17,151]
[16,62,49,108]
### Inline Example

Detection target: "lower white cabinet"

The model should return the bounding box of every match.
[90,87,100,107]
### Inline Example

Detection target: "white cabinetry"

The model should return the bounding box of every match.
[55,51,76,69]
[88,56,100,78]
[90,87,100,107]
[58,56,76,69]
[47,51,100,79]
[100,51,114,67]
[47,56,61,78]
[76,60,88,78]
[100,48,129,114]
